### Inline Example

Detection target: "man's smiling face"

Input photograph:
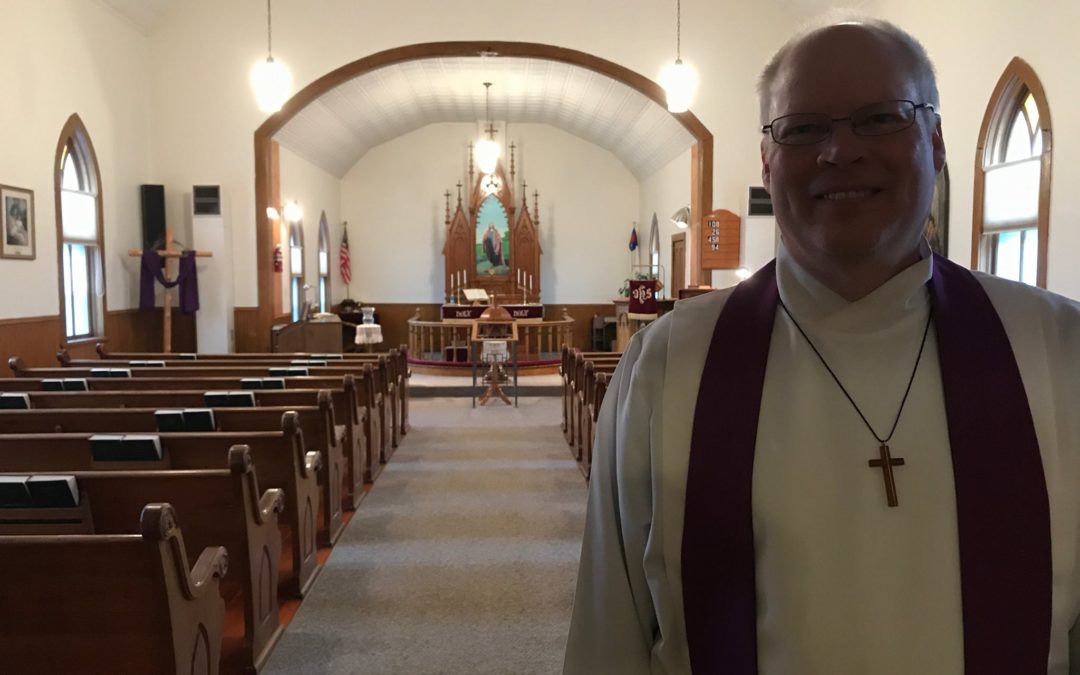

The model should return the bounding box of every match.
[761,25,946,288]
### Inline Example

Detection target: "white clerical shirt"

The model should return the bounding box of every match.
[564,244,1080,674]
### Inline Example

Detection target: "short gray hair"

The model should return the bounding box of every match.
[757,13,940,124]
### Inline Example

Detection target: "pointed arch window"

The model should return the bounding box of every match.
[317,212,330,313]
[289,221,304,321]
[55,116,105,339]
[972,58,1051,287]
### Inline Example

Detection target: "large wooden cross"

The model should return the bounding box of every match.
[127,224,212,353]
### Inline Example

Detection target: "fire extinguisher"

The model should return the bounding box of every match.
[273,244,283,273]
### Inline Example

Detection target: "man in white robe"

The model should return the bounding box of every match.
[564,18,1080,675]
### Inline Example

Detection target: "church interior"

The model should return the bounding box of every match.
[0,0,1077,672]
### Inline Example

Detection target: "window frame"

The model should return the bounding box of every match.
[289,220,304,322]
[317,211,330,314]
[971,57,1052,288]
[53,114,106,342]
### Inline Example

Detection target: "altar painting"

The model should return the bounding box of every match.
[475,195,510,277]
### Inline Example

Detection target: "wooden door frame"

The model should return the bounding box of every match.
[252,42,713,350]
[671,231,687,297]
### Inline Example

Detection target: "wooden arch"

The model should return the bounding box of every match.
[970,56,1052,288]
[250,41,714,350]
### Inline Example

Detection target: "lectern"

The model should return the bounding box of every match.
[470,305,519,408]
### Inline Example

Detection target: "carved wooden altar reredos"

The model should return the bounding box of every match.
[442,157,542,304]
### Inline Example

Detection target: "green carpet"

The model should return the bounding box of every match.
[263,397,587,675]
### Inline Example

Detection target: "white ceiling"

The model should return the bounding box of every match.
[274,57,697,180]
[97,0,855,179]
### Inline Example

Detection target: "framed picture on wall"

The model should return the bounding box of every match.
[0,185,34,260]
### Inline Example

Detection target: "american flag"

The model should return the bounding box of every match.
[339,225,352,285]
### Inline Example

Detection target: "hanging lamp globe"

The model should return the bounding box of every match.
[475,137,500,175]
[660,58,698,113]
[250,56,293,114]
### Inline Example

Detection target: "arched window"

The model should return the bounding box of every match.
[972,58,1052,287]
[317,212,330,313]
[54,115,105,340]
[289,221,304,321]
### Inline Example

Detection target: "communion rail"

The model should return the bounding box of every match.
[407,309,574,365]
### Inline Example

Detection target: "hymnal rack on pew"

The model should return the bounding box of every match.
[154,408,216,432]
[0,475,80,507]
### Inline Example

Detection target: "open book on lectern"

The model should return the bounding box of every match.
[462,288,490,303]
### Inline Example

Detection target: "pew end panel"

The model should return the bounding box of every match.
[0,503,228,675]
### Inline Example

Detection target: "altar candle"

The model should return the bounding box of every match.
[529,274,533,291]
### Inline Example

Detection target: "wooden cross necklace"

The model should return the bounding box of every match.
[778,298,934,507]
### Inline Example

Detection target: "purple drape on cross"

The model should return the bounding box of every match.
[139,249,200,314]
[681,255,1051,673]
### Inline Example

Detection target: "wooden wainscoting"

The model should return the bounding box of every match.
[234,307,262,352]
[552,304,617,352]
[0,315,63,374]
[104,309,196,355]
[228,302,623,355]
[0,308,196,375]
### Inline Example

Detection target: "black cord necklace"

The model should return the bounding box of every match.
[777,295,934,507]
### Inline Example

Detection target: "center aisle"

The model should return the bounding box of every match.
[263,396,588,675]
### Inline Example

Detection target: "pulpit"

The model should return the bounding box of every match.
[271,316,342,353]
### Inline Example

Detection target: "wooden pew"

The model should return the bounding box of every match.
[0,396,348,547]
[0,503,228,675]
[16,356,395,465]
[582,372,612,479]
[564,349,621,459]
[560,347,620,444]
[88,343,411,442]
[0,413,321,597]
[0,373,381,496]
[577,361,619,466]
[0,446,285,673]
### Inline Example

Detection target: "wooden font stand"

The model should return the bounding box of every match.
[127,224,212,353]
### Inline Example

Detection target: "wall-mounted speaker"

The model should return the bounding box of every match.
[140,184,166,249]
[193,185,221,216]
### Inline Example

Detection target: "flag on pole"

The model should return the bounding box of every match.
[339,224,352,286]
[629,225,639,251]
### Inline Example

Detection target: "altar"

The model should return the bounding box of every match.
[440,304,543,322]
[406,142,572,373]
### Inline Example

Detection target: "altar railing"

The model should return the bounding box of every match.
[407,309,574,364]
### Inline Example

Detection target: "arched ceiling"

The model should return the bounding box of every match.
[272,56,697,180]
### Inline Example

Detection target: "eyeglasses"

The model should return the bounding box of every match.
[761,100,936,146]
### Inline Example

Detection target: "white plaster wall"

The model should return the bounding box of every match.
[860,0,1080,297]
[639,149,691,294]
[339,122,639,304]
[279,146,342,311]
[0,0,151,319]
[145,0,795,310]
[6,0,1079,326]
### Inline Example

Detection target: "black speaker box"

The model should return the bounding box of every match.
[140,184,166,249]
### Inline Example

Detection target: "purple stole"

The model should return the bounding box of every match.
[682,255,1051,673]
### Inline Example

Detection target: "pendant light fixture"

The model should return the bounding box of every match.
[659,0,698,113]
[250,0,293,114]
[474,82,500,175]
